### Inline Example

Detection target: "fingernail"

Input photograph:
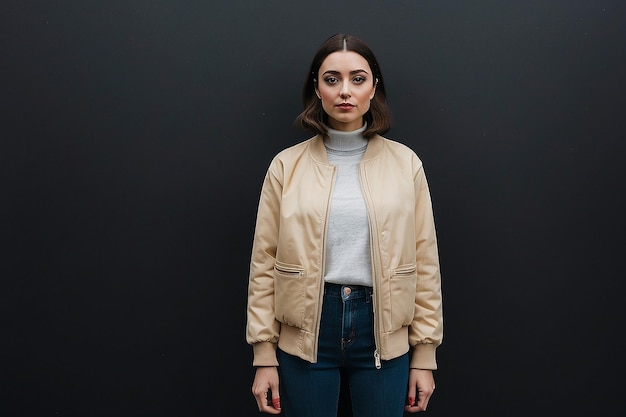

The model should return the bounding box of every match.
[407,397,414,406]
[272,398,281,409]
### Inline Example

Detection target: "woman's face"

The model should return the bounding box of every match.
[315,51,377,132]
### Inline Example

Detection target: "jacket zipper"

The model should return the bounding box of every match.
[313,165,337,363]
[359,162,382,370]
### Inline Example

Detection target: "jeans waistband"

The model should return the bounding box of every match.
[324,282,373,301]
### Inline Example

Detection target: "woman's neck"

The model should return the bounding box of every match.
[324,123,368,152]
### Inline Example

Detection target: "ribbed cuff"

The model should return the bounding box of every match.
[410,343,438,370]
[252,341,279,367]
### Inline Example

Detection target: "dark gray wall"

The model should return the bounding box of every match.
[4,1,625,416]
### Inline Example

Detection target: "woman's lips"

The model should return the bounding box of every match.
[336,103,355,110]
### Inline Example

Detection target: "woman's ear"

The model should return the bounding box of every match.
[370,78,378,100]
[314,79,321,99]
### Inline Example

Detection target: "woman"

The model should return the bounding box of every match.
[246,33,443,416]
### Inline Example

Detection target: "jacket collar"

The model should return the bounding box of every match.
[309,134,384,164]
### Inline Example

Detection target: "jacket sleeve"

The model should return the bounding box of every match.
[409,160,444,370]
[245,159,283,367]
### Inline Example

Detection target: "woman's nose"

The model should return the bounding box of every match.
[340,82,351,98]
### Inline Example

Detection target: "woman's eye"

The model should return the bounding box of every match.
[324,77,339,85]
[353,76,366,84]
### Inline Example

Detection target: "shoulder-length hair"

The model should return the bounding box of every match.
[295,33,392,138]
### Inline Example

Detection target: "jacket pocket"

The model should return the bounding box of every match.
[274,260,309,328]
[389,263,417,329]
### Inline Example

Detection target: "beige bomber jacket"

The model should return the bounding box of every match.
[246,134,443,370]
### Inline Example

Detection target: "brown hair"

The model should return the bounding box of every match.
[295,33,391,138]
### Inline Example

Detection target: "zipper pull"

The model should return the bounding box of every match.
[374,350,381,369]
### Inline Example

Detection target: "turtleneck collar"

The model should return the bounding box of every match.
[324,123,368,152]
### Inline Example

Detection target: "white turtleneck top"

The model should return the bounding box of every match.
[323,124,373,287]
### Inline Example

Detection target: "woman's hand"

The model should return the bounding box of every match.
[405,368,435,413]
[252,366,282,414]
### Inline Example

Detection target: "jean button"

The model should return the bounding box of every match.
[344,287,351,295]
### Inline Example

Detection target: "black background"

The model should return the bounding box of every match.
[3,1,625,416]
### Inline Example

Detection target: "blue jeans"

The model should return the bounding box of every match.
[277,283,409,417]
